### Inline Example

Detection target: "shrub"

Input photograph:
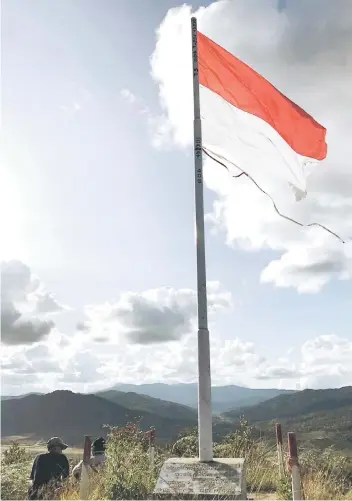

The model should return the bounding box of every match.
[102,423,161,499]
[214,418,255,458]
[299,447,352,500]
[1,443,33,500]
[276,475,292,500]
[172,435,198,457]
[2,442,31,465]
[1,459,32,500]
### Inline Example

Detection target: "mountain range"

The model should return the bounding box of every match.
[1,386,351,451]
[224,386,352,422]
[224,386,352,453]
[1,390,198,446]
[1,383,295,413]
[105,383,295,412]
[95,389,198,420]
[1,392,42,401]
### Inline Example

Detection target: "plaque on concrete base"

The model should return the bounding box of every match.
[153,457,246,500]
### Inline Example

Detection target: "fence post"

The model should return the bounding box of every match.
[288,432,302,500]
[275,423,284,477]
[149,428,156,468]
[80,435,92,500]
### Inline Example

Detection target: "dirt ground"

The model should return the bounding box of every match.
[249,493,278,500]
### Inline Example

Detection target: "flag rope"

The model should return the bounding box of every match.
[202,147,346,244]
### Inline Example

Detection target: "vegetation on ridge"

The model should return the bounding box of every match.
[2,419,351,500]
[223,386,352,455]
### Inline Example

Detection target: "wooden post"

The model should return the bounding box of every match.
[288,432,302,500]
[149,428,156,468]
[79,435,92,500]
[275,423,284,477]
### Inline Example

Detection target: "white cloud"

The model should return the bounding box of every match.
[60,84,92,116]
[256,365,301,381]
[1,306,54,346]
[73,332,264,388]
[2,323,351,394]
[1,279,266,393]
[35,292,69,314]
[60,351,106,384]
[261,245,352,293]
[1,373,39,388]
[1,260,69,345]
[1,264,349,394]
[210,338,266,384]
[148,114,173,150]
[120,88,150,114]
[120,88,137,104]
[1,342,62,397]
[119,88,171,148]
[0,327,93,394]
[80,281,232,345]
[149,0,352,292]
[301,334,352,365]
[255,333,352,388]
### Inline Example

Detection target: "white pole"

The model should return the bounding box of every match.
[191,16,213,463]
[276,423,284,477]
[149,446,155,467]
[149,429,156,468]
[80,463,90,500]
[288,432,302,500]
[80,435,92,500]
[291,464,302,501]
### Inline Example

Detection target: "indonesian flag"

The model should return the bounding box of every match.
[197,31,327,201]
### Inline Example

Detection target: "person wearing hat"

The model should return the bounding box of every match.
[72,437,106,480]
[28,437,70,500]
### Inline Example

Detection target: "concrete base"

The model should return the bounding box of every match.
[153,457,246,500]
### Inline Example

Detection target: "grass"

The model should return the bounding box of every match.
[1,420,351,500]
[1,435,83,458]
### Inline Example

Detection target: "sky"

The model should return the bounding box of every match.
[1,0,351,396]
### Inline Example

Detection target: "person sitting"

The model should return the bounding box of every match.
[28,437,69,500]
[72,437,106,481]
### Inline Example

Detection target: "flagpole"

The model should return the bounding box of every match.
[191,16,213,463]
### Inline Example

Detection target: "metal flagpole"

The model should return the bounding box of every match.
[191,16,213,462]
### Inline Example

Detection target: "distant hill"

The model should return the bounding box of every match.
[224,386,352,452]
[224,386,352,422]
[108,383,295,412]
[2,388,351,452]
[1,384,295,413]
[1,390,198,446]
[96,390,197,421]
[1,393,42,401]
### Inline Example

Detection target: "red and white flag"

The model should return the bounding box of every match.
[197,31,327,201]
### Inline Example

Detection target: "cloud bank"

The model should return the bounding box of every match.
[1,260,68,345]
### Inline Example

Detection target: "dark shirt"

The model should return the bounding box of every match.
[30,452,69,488]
